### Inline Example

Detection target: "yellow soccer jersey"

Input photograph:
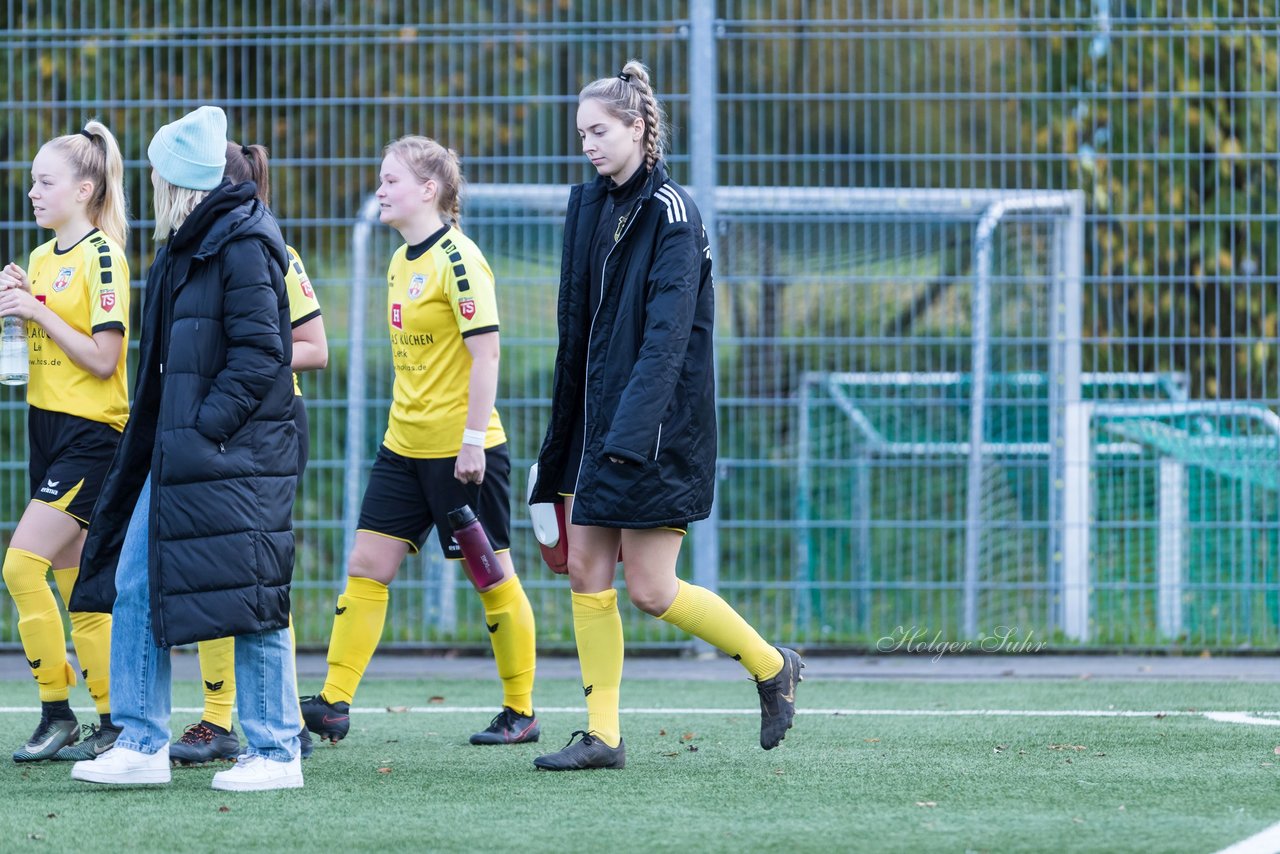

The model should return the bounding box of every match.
[285,245,322,396]
[383,226,505,458]
[25,230,129,431]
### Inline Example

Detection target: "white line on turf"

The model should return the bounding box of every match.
[1212,820,1280,854]
[0,706,1266,717]
[1203,712,1280,727]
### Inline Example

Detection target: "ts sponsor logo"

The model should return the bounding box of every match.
[458,298,476,320]
[408,273,426,300]
[52,267,74,292]
[299,275,314,299]
[99,289,116,312]
[391,303,403,329]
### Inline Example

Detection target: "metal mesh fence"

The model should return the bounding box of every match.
[1,2,1277,649]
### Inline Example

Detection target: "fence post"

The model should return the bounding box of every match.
[344,196,382,561]
[689,0,721,607]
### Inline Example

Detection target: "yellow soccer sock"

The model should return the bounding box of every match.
[197,636,237,730]
[3,549,74,702]
[55,567,114,717]
[571,589,623,748]
[478,575,536,716]
[659,580,784,681]
[322,576,389,705]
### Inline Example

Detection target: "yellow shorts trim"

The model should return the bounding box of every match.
[355,528,421,555]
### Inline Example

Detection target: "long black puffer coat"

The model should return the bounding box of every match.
[70,180,298,648]
[531,161,716,528]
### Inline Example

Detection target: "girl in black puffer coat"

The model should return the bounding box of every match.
[69,106,304,792]
[530,61,804,772]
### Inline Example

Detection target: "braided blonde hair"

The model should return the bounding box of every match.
[579,59,669,173]
[384,135,465,231]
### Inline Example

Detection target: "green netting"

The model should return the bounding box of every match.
[1100,416,1280,491]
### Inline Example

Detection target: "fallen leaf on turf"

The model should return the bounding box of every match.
[1018,749,1027,755]
[46,814,55,819]
[658,729,666,736]
[1094,752,1107,757]
[218,806,230,813]
[377,767,392,774]
[1154,713,1167,719]
[865,738,880,743]
[1049,744,1087,751]
[915,802,937,808]
[28,834,43,841]
[687,745,698,753]
[663,752,679,757]
[386,706,408,713]
[681,732,695,742]
[774,769,784,775]
[428,696,445,704]
[994,744,1007,754]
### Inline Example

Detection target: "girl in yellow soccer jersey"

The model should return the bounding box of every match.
[299,136,539,747]
[168,141,329,765]
[0,123,130,762]
[528,61,802,771]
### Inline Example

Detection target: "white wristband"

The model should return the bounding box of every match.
[461,428,487,447]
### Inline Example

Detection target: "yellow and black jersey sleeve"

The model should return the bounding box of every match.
[439,233,499,338]
[284,245,322,328]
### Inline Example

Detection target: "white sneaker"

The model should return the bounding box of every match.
[71,743,171,785]
[211,753,303,792]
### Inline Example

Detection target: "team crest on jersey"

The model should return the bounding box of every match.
[408,273,426,300]
[391,302,403,329]
[299,275,314,299]
[99,288,116,312]
[458,297,476,320]
[52,267,74,292]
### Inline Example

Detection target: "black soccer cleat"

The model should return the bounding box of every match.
[13,710,79,762]
[533,731,625,771]
[53,723,121,761]
[470,707,541,745]
[169,721,241,765]
[298,725,314,759]
[300,694,351,743]
[756,646,804,750]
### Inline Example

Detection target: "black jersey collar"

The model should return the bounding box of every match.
[405,224,450,261]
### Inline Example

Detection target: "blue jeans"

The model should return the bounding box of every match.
[110,476,302,761]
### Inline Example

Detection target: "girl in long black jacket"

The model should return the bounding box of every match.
[530,61,804,771]
[68,106,304,792]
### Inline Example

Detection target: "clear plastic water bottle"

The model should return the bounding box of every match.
[0,316,28,386]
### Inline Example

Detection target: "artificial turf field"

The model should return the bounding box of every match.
[2,676,1280,853]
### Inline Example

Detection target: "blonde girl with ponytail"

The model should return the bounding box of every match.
[298,135,541,749]
[0,121,132,762]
